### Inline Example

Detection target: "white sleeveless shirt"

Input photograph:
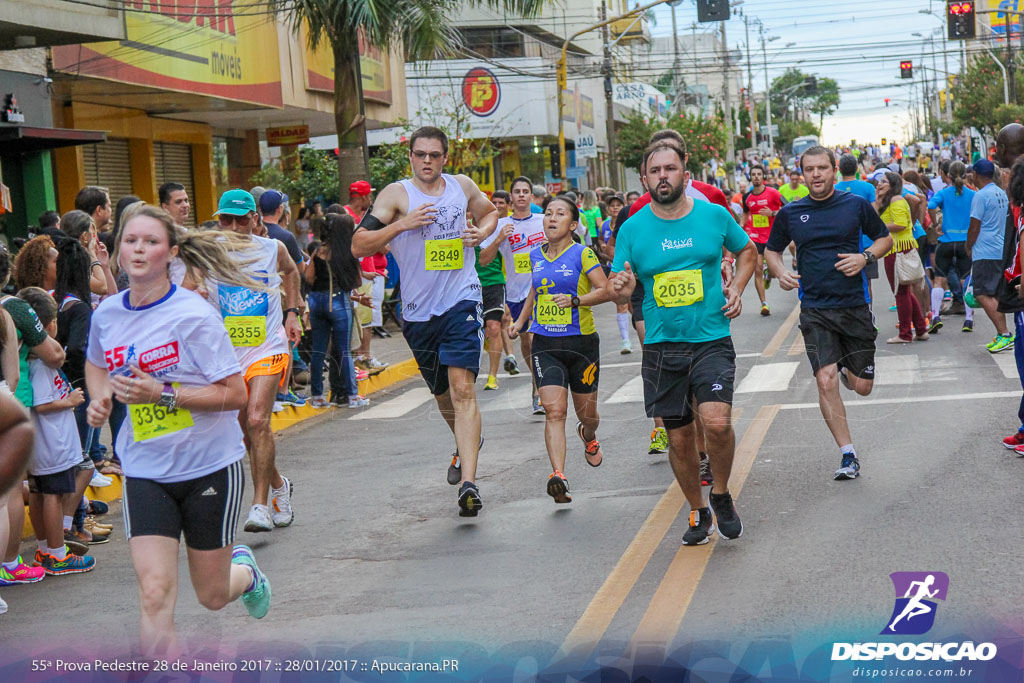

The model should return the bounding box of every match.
[392,174,481,321]
[203,235,288,371]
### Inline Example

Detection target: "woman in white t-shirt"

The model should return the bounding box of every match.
[85,204,273,657]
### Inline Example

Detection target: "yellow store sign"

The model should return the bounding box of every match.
[52,0,283,107]
[304,29,392,104]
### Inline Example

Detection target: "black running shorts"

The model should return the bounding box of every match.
[933,241,970,280]
[530,333,600,394]
[640,337,736,430]
[124,460,245,551]
[630,279,645,325]
[481,284,506,323]
[799,304,877,380]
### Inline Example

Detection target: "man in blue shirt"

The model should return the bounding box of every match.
[835,153,879,302]
[766,146,892,481]
[610,142,757,546]
[967,159,1013,351]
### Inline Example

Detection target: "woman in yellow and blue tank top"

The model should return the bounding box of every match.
[509,196,613,505]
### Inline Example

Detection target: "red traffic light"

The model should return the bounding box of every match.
[948,1,972,14]
[900,61,912,69]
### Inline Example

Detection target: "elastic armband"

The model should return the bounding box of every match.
[358,213,386,231]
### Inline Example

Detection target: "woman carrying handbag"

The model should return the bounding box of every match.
[875,171,929,343]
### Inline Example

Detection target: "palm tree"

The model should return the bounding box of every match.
[270,0,546,195]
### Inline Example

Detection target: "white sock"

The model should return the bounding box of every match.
[62,516,72,530]
[839,444,856,457]
[36,541,47,553]
[617,313,630,342]
[50,545,68,561]
[931,287,944,317]
[965,306,974,322]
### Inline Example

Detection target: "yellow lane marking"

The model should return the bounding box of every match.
[761,303,800,358]
[554,409,743,664]
[787,330,806,356]
[624,404,780,659]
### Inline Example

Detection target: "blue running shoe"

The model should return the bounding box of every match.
[232,545,271,619]
[834,454,861,480]
[276,391,306,407]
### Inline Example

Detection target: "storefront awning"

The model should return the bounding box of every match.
[0,125,106,153]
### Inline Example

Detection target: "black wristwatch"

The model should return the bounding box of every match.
[284,307,301,317]
[862,250,877,265]
[571,295,581,308]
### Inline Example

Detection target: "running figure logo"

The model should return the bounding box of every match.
[881,572,949,635]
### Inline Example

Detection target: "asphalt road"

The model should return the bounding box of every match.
[4,268,1023,680]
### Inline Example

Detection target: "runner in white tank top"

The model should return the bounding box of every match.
[196,189,303,536]
[353,126,499,518]
[478,177,547,414]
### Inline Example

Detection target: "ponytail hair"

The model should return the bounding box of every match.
[949,161,966,196]
[118,204,269,292]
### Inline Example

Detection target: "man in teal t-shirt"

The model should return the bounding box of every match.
[609,142,756,547]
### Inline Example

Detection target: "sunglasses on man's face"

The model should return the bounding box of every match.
[219,213,253,227]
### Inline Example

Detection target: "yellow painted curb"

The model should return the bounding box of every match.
[21,358,422,539]
[269,357,420,432]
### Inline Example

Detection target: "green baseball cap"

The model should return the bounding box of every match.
[214,189,257,216]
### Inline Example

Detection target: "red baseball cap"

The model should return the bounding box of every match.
[350,180,374,196]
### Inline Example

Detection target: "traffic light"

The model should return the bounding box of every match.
[881,138,887,145]
[805,76,818,95]
[697,0,729,23]
[947,0,976,40]
[884,98,890,107]
[900,60,913,79]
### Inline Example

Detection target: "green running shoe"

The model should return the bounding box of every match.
[648,427,668,455]
[232,545,271,619]
[989,333,1015,353]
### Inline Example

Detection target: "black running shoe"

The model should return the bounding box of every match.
[447,436,485,485]
[682,507,715,546]
[699,452,713,486]
[929,316,943,334]
[458,482,483,517]
[546,470,572,504]
[708,490,743,540]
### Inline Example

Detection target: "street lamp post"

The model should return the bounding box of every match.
[760,31,782,152]
[557,0,680,188]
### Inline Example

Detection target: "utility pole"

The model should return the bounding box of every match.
[745,15,757,147]
[721,20,734,162]
[601,2,619,188]
[1008,21,1017,104]
[760,26,774,152]
[942,37,950,119]
[671,2,681,105]
[921,44,930,134]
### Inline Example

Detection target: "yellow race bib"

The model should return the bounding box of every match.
[225,315,267,347]
[513,252,532,274]
[129,384,193,442]
[752,214,770,228]
[653,270,704,308]
[425,239,464,271]
[536,294,572,326]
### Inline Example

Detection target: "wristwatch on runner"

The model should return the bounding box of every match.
[861,250,877,265]
[570,295,581,308]
[157,382,177,410]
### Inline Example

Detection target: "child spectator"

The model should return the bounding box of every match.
[17,287,95,575]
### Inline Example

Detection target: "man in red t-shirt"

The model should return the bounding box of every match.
[742,165,783,316]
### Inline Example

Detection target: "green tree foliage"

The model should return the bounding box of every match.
[249,147,343,204]
[616,112,728,174]
[953,54,1024,134]
[769,68,839,128]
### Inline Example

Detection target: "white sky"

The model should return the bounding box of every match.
[647,0,958,146]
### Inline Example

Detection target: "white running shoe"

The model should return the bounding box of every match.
[244,504,273,532]
[271,477,294,527]
[89,472,112,488]
[620,340,632,354]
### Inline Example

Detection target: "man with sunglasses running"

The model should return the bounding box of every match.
[353,126,498,518]
[201,190,303,533]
